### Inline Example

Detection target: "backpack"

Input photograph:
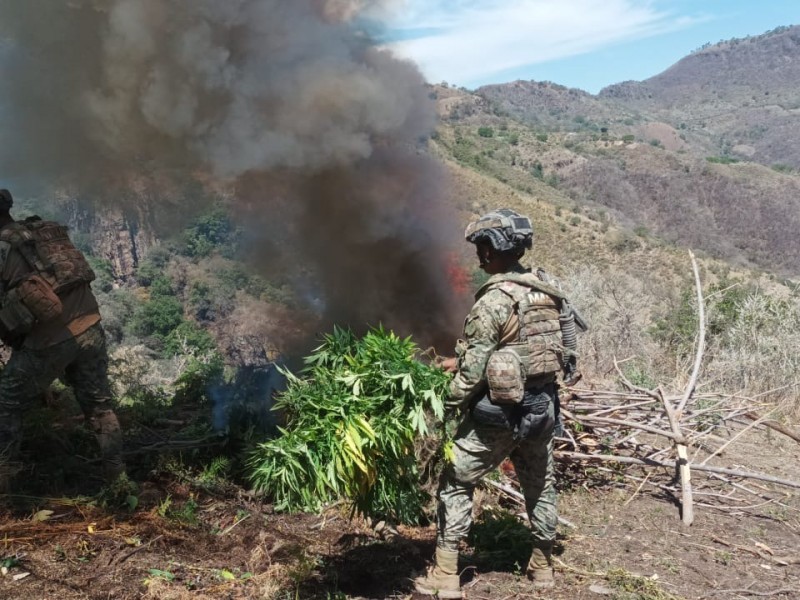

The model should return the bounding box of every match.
[0,218,95,340]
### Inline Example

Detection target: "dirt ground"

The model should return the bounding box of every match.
[1,434,798,600]
[1,394,799,600]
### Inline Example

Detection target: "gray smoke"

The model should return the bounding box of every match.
[0,0,467,348]
[0,0,430,180]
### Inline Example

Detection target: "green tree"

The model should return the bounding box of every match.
[130,295,184,339]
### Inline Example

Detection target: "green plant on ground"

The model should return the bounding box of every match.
[199,456,232,483]
[705,155,739,164]
[248,327,449,524]
[467,507,533,571]
[606,567,683,600]
[157,494,200,525]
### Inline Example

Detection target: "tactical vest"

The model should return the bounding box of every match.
[483,277,565,404]
[0,218,95,340]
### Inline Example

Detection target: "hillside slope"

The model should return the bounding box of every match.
[600,25,800,167]
[439,23,800,277]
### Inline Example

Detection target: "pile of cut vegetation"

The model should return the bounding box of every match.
[248,327,449,525]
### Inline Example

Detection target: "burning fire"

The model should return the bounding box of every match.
[446,252,472,297]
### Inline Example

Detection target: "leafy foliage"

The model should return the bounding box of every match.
[182,206,235,258]
[468,507,533,571]
[652,279,755,359]
[130,295,184,339]
[248,327,449,524]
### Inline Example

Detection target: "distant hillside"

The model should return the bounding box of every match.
[438,25,800,275]
[600,25,800,167]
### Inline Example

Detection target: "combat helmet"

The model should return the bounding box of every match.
[465,208,533,254]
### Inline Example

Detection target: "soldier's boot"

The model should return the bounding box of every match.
[526,542,555,589]
[88,408,125,481]
[413,547,462,599]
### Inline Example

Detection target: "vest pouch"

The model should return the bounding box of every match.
[0,288,36,339]
[16,274,63,322]
[486,345,526,404]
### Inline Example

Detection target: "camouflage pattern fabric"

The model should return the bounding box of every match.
[448,265,526,410]
[437,399,557,551]
[0,323,123,476]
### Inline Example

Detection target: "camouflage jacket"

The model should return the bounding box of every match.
[448,263,567,410]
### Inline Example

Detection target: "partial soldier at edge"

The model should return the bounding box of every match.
[415,208,586,598]
[0,188,125,491]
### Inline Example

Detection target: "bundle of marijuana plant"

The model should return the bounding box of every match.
[248,327,449,524]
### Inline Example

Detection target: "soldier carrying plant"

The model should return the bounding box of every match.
[415,208,585,598]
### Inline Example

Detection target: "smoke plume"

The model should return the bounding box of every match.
[0,0,467,349]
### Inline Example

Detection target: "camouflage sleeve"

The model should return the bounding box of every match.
[448,289,514,409]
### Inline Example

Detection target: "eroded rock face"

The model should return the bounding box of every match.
[59,196,158,284]
[93,209,156,283]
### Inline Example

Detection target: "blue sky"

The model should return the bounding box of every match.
[383,0,800,93]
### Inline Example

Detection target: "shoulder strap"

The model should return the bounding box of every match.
[483,281,527,344]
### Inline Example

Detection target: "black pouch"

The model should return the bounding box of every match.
[513,387,554,441]
[471,394,516,429]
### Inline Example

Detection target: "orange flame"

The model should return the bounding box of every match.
[446,252,471,296]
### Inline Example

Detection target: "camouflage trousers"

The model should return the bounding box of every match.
[0,323,123,478]
[437,394,557,551]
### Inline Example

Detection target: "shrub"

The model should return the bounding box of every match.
[477,126,494,138]
[248,327,449,524]
[130,295,184,339]
[87,257,115,294]
[172,351,225,405]
[183,206,234,257]
[163,321,217,356]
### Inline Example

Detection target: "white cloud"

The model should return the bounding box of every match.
[384,0,693,86]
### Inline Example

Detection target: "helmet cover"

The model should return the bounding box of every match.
[465,208,533,253]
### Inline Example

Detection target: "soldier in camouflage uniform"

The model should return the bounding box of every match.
[416,208,582,598]
[0,189,124,489]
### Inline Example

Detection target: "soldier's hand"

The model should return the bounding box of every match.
[435,356,458,373]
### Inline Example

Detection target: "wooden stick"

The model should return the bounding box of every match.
[481,478,577,529]
[743,412,800,444]
[700,410,776,466]
[677,250,706,414]
[624,471,652,507]
[556,451,800,489]
[568,413,684,443]
[659,387,694,525]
